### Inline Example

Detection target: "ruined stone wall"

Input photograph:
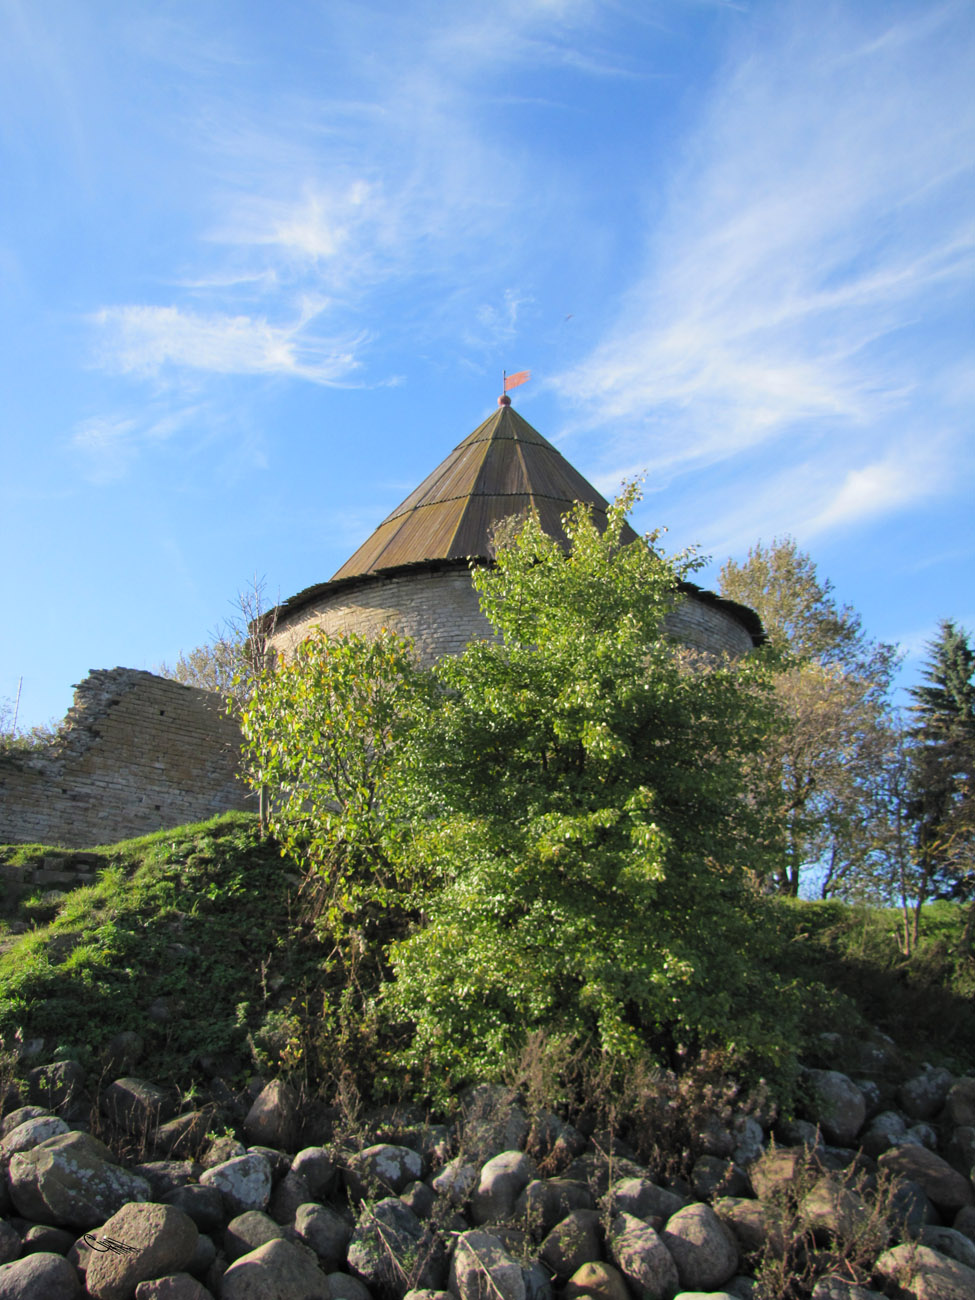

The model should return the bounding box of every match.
[271,564,755,664]
[0,669,249,848]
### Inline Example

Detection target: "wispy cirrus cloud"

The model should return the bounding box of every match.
[554,2,974,534]
[91,304,366,385]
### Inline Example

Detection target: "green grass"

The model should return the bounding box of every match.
[771,896,975,1073]
[0,813,331,1089]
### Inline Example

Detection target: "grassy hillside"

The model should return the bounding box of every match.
[1,814,973,1103]
[0,813,331,1090]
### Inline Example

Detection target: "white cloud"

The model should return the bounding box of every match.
[92,305,366,384]
[554,2,975,520]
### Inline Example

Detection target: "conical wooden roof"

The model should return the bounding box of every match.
[331,403,637,580]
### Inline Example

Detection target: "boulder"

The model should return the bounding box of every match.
[461,1085,530,1163]
[431,1158,478,1208]
[874,1241,975,1299]
[199,1153,272,1216]
[944,1079,975,1128]
[0,1115,69,1155]
[0,1104,52,1136]
[470,1151,537,1225]
[224,1210,283,1262]
[267,1169,311,1224]
[8,1131,151,1229]
[328,1270,373,1300]
[800,1177,870,1242]
[103,1078,172,1136]
[878,1145,975,1214]
[538,1208,602,1279]
[450,1230,526,1300]
[606,1177,684,1225]
[401,1181,435,1219]
[161,1185,225,1233]
[291,1147,338,1201]
[899,1067,954,1121]
[0,1251,82,1298]
[661,1203,739,1292]
[345,1145,425,1202]
[21,1224,75,1256]
[293,1202,354,1269]
[133,1276,212,1299]
[0,1223,19,1266]
[919,1226,975,1270]
[713,1197,787,1257]
[608,1212,680,1300]
[220,1237,330,1299]
[243,1081,297,1150]
[152,1113,211,1161]
[802,1070,866,1146]
[131,1162,200,1199]
[348,1196,446,1297]
[516,1178,594,1237]
[84,1202,198,1300]
[564,1261,630,1300]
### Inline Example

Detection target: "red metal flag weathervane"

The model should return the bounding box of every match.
[499,369,530,406]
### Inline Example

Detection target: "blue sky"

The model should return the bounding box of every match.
[1,0,972,730]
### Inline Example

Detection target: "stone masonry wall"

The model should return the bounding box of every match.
[271,567,496,666]
[271,564,754,664]
[0,668,249,848]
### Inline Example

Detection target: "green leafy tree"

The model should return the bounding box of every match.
[907,619,975,906]
[386,490,795,1087]
[720,538,898,897]
[239,627,427,937]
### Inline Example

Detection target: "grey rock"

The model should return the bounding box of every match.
[8,1130,151,1229]
[944,1078,975,1128]
[153,1112,212,1161]
[608,1212,679,1300]
[0,1105,52,1136]
[102,1077,172,1136]
[131,1160,200,1198]
[293,1202,353,1269]
[346,1145,425,1203]
[515,1178,594,1238]
[84,1202,198,1300]
[920,1225,975,1270]
[538,1208,602,1280]
[243,1081,298,1150]
[875,1241,975,1298]
[605,1176,684,1225]
[712,1197,787,1257]
[879,1144,975,1214]
[802,1070,866,1146]
[267,1169,311,1225]
[661,1203,738,1292]
[450,1230,525,1300]
[859,1109,907,1159]
[199,1135,246,1170]
[899,1066,954,1121]
[690,1156,749,1202]
[199,1153,272,1216]
[799,1176,869,1241]
[220,1237,330,1299]
[185,1232,215,1279]
[0,1251,81,1298]
[26,1061,88,1118]
[400,1181,435,1220]
[349,1197,445,1298]
[0,1223,18,1266]
[461,1085,530,1163]
[0,1116,69,1156]
[20,1225,74,1256]
[809,1282,884,1300]
[431,1158,478,1208]
[470,1151,537,1226]
[224,1211,283,1262]
[730,1117,764,1167]
[133,1275,212,1299]
[291,1147,339,1200]
[564,1261,630,1300]
[328,1270,374,1300]
[161,1185,226,1234]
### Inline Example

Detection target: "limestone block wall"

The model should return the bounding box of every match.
[271,562,755,663]
[271,566,496,666]
[0,669,249,848]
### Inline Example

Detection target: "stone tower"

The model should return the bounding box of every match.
[268,401,761,662]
